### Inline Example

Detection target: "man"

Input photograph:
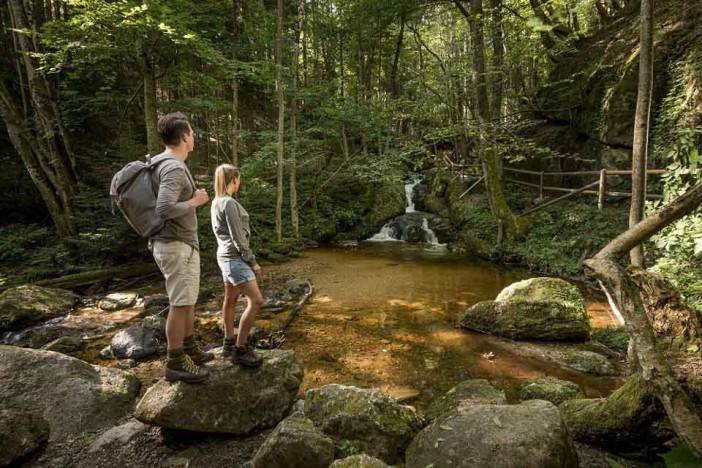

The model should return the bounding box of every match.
[150,112,213,383]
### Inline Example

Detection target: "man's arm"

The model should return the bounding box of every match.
[155,167,195,220]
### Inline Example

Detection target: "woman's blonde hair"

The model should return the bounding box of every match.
[213,164,240,198]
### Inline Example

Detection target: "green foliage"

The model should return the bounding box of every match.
[662,442,702,468]
[592,327,629,354]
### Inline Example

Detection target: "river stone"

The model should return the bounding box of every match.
[520,377,585,406]
[406,400,578,468]
[329,454,390,468]
[252,415,334,468]
[98,292,138,311]
[0,285,78,332]
[459,277,590,341]
[0,409,50,466]
[135,349,303,434]
[0,345,140,441]
[41,335,83,355]
[88,419,148,453]
[425,379,506,423]
[141,315,166,338]
[558,350,617,375]
[110,324,159,359]
[304,384,423,464]
[142,294,169,316]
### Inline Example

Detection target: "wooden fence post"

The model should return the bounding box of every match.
[539,171,544,200]
[598,169,607,210]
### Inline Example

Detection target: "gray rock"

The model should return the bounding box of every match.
[406,400,578,468]
[0,409,49,466]
[0,285,78,332]
[329,454,390,468]
[89,419,148,452]
[460,277,590,341]
[141,315,166,338]
[143,294,169,316]
[284,279,310,296]
[520,377,585,405]
[558,350,617,375]
[289,400,306,418]
[117,359,137,369]
[425,379,506,423]
[252,415,334,468]
[0,346,140,441]
[304,384,423,464]
[110,324,159,359]
[135,349,303,434]
[98,292,138,311]
[41,335,83,355]
[99,345,113,359]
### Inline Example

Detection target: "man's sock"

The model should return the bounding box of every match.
[167,348,185,368]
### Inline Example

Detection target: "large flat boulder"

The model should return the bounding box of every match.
[304,384,423,464]
[134,349,303,434]
[459,277,590,341]
[406,400,578,468]
[0,285,78,332]
[0,409,49,466]
[0,345,140,441]
[252,415,334,468]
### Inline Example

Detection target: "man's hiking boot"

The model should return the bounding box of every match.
[184,335,214,364]
[231,345,263,368]
[165,352,209,383]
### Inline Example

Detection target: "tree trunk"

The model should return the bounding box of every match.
[275,0,285,242]
[389,12,405,98]
[628,0,654,267]
[140,44,160,155]
[290,0,304,238]
[585,180,702,456]
[489,0,504,120]
[231,0,241,166]
[454,0,520,238]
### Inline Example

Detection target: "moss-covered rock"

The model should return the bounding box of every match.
[459,277,590,341]
[252,414,335,468]
[329,454,390,468]
[41,335,84,356]
[0,285,78,332]
[0,345,140,442]
[519,377,585,406]
[559,375,672,451]
[304,384,423,464]
[135,349,303,434]
[406,400,578,468]
[425,379,506,423]
[558,350,617,376]
[0,409,49,466]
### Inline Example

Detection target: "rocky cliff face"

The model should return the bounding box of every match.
[530,0,702,171]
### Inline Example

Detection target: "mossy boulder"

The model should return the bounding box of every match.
[0,346,140,441]
[330,454,390,468]
[559,375,672,451]
[41,335,84,356]
[0,409,49,466]
[425,379,506,423]
[0,285,78,331]
[406,400,578,468]
[135,349,303,434]
[304,384,423,464]
[558,350,617,376]
[459,277,590,341]
[520,377,585,406]
[252,414,335,468]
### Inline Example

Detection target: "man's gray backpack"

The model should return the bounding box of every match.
[110,155,173,238]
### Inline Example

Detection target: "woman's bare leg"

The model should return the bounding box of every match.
[222,282,240,339]
[236,279,264,347]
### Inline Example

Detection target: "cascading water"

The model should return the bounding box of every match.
[368,176,444,246]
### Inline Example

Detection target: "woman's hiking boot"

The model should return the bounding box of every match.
[222,336,237,358]
[165,350,209,383]
[184,335,214,364]
[231,345,263,368]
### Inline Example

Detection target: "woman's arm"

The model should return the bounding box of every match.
[224,199,257,266]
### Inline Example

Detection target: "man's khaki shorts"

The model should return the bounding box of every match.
[152,240,200,306]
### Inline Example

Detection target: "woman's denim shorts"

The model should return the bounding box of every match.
[218,257,256,286]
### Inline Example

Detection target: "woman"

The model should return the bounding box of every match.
[211,164,264,368]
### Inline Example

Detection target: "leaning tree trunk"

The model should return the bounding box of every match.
[628,0,654,267]
[230,0,241,167]
[584,180,702,456]
[289,0,304,238]
[274,0,285,242]
[454,0,521,240]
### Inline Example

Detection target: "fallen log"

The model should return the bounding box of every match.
[32,263,159,290]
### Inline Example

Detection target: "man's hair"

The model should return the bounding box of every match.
[158,112,191,146]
